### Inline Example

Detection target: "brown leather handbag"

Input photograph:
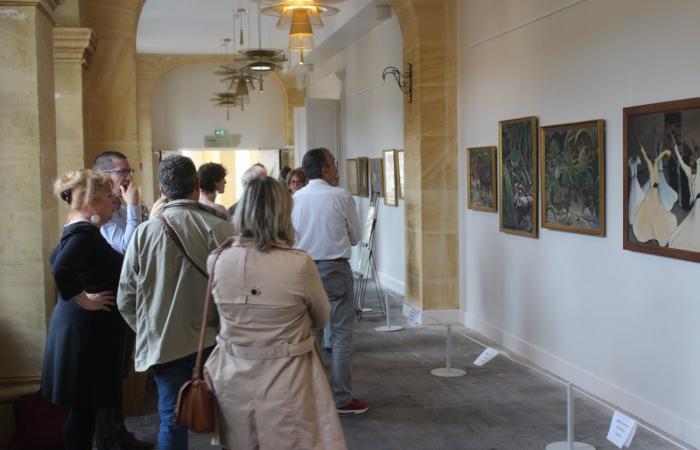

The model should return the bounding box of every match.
[161,216,221,433]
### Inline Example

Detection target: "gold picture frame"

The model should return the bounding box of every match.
[382,149,398,206]
[540,119,606,236]
[467,146,497,212]
[346,158,358,195]
[357,157,369,197]
[397,150,405,200]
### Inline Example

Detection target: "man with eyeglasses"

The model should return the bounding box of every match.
[92,151,154,450]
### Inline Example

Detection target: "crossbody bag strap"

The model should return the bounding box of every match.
[192,250,222,380]
[159,215,207,278]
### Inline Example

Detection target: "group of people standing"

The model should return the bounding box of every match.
[41,147,365,450]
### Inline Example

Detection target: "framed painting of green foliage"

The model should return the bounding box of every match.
[499,116,538,237]
[357,157,369,197]
[369,158,383,196]
[346,158,358,195]
[623,97,700,263]
[540,120,606,236]
[382,149,398,206]
[467,146,497,212]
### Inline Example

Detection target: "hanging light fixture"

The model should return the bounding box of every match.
[210,38,241,119]
[258,0,344,64]
[239,0,287,73]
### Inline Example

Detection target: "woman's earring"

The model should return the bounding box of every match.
[90,214,100,224]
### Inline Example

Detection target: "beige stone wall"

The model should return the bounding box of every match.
[390,0,458,311]
[0,1,60,441]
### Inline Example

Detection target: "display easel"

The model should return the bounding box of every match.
[353,194,403,332]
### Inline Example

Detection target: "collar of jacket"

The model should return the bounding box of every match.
[161,199,229,221]
[234,236,292,250]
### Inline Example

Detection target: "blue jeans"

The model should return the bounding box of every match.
[315,260,355,408]
[152,348,212,450]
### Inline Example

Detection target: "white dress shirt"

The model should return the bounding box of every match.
[101,203,140,254]
[292,179,361,260]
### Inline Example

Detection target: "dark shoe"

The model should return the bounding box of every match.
[118,434,155,450]
[336,399,369,415]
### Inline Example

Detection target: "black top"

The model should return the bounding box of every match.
[41,222,127,408]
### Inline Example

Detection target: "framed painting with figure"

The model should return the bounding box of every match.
[382,149,398,206]
[499,116,538,237]
[346,159,358,195]
[624,97,700,262]
[467,146,497,212]
[397,150,405,199]
[370,158,383,196]
[540,120,605,236]
[357,157,369,197]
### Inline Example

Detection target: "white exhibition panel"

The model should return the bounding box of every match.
[308,15,405,294]
[458,0,700,447]
[151,62,285,150]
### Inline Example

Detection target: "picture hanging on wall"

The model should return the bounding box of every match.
[382,149,399,206]
[540,120,606,236]
[357,157,369,197]
[370,158,384,196]
[499,116,538,237]
[397,150,405,199]
[623,97,700,262]
[346,159,358,196]
[467,146,497,212]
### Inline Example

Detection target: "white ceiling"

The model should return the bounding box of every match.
[136,0,390,64]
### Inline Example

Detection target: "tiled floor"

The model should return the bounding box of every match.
[124,289,684,450]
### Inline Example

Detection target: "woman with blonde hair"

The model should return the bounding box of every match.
[41,170,128,450]
[205,176,347,450]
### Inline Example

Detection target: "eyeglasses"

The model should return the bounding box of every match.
[104,168,134,176]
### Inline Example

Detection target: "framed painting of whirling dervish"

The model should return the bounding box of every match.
[624,97,700,263]
[499,116,538,237]
[540,120,606,236]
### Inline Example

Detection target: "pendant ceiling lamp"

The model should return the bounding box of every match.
[210,38,242,119]
[240,0,287,72]
[258,0,344,64]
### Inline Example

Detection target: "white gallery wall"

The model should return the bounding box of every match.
[309,15,405,294]
[458,0,700,446]
[151,63,285,150]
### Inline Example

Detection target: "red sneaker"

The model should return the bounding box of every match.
[336,399,369,415]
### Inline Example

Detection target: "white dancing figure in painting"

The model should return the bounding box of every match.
[668,137,700,251]
[628,156,646,224]
[656,156,678,211]
[632,145,677,246]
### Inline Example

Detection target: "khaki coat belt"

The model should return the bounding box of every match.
[215,335,315,360]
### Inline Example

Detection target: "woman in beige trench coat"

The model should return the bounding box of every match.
[204,176,347,450]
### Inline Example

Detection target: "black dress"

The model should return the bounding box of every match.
[41,222,126,409]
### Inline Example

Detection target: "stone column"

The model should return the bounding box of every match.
[53,27,95,234]
[390,0,458,312]
[0,0,61,441]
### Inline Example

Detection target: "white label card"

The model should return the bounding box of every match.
[606,411,638,448]
[473,347,500,367]
[407,307,422,327]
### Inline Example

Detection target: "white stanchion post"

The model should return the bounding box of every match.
[375,290,403,332]
[430,324,466,377]
[546,383,595,450]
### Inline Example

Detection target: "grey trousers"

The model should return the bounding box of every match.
[315,260,355,408]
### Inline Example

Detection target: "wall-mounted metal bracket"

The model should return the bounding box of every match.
[382,63,412,103]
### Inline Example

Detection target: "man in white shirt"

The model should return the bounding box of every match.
[292,147,368,415]
[92,151,153,450]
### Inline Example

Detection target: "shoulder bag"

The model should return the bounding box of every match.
[160,215,221,433]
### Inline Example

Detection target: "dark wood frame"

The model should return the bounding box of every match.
[467,146,498,212]
[369,157,384,196]
[499,116,539,238]
[623,97,700,263]
[357,157,369,197]
[540,119,606,236]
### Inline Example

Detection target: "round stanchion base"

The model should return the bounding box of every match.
[545,441,596,450]
[430,367,466,377]
[375,325,404,332]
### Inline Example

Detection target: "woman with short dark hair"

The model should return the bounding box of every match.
[205,177,346,450]
[198,162,229,219]
[286,167,308,194]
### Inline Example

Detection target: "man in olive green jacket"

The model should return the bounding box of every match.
[117,155,234,450]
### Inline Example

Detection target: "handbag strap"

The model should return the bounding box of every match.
[193,250,222,379]
[160,215,207,278]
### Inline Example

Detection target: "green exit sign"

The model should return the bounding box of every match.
[214,129,226,136]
